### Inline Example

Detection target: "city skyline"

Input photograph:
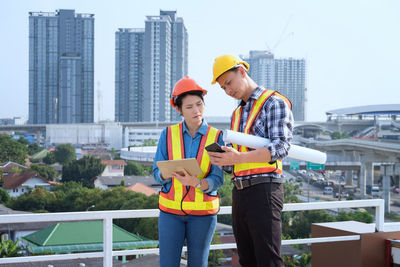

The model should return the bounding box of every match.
[1,0,399,122]
[115,10,189,123]
[28,9,94,124]
[245,51,306,121]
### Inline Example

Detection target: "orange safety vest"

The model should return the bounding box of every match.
[158,123,222,216]
[231,89,292,178]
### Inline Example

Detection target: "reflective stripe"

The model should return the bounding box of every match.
[231,90,290,178]
[169,123,184,160]
[231,108,241,151]
[159,123,221,215]
[234,160,283,176]
[160,196,220,210]
[198,126,218,179]
[243,90,275,136]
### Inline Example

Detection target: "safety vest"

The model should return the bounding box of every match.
[231,89,292,178]
[158,123,221,216]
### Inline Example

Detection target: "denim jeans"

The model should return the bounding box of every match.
[158,211,217,267]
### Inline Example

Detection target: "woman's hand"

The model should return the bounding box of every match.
[207,146,241,166]
[172,168,200,187]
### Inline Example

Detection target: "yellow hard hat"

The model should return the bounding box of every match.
[211,55,250,84]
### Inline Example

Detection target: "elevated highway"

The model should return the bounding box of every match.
[295,137,400,202]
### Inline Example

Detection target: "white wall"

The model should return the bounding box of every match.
[7,177,51,197]
[94,178,108,190]
[124,128,162,147]
[46,123,123,149]
[101,165,124,177]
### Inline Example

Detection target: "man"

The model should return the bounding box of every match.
[207,55,293,267]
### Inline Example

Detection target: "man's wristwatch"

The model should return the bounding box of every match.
[195,179,202,189]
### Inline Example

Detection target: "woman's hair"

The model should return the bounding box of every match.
[174,90,204,110]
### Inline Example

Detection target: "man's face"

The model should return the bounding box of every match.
[216,68,245,100]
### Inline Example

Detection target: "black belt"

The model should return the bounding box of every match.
[233,177,282,190]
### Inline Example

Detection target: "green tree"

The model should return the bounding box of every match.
[143,139,157,146]
[43,152,56,165]
[51,182,100,212]
[0,134,28,165]
[0,188,10,204]
[5,183,158,239]
[124,161,145,176]
[330,131,350,140]
[208,233,225,266]
[110,148,121,160]
[62,156,105,188]
[10,166,22,173]
[336,210,373,223]
[0,238,22,258]
[29,158,40,164]
[27,143,42,156]
[283,210,335,239]
[8,187,55,212]
[117,190,159,239]
[284,181,302,203]
[217,173,234,225]
[283,253,311,267]
[17,137,29,145]
[28,164,58,181]
[54,144,76,164]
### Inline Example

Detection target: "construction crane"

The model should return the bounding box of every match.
[265,15,294,54]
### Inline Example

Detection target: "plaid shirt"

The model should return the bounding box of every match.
[227,87,294,180]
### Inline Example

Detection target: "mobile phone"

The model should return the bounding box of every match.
[205,143,225,153]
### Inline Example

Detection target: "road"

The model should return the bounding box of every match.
[294,177,400,217]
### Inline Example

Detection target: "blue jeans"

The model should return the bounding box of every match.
[158,211,217,267]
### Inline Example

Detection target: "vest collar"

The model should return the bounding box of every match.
[239,86,265,106]
[182,119,208,136]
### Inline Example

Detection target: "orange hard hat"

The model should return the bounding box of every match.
[170,76,207,108]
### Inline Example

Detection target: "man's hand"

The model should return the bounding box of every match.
[208,146,272,166]
[172,168,200,187]
[207,146,241,166]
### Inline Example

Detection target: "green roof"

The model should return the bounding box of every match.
[31,149,49,160]
[21,221,158,254]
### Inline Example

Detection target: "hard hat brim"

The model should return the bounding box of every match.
[211,61,249,85]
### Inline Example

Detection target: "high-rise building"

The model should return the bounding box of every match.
[246,51,275,89]
[115,10,188,123]
[29,9,94,124]
[245,51,306,121]
[115,29,145,122]
[274,58,306,121]
[143,14,172,122]
[161,11,188,122]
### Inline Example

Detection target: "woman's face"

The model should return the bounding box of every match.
[178,94,204,126]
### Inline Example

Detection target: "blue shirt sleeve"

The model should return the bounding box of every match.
[203,132,224,194]
[153,128,172,187]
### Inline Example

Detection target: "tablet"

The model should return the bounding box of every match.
[156,158,203,178]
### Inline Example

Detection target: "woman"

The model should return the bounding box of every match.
[153,76,224,267]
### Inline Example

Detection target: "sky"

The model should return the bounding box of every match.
[1,0,399,122]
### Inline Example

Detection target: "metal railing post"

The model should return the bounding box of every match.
[375,198,385,232]
[103,217,113,267]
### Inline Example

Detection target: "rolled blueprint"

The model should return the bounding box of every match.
[223,130,327,164]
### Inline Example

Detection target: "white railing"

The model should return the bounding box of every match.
[0,199,385,266]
